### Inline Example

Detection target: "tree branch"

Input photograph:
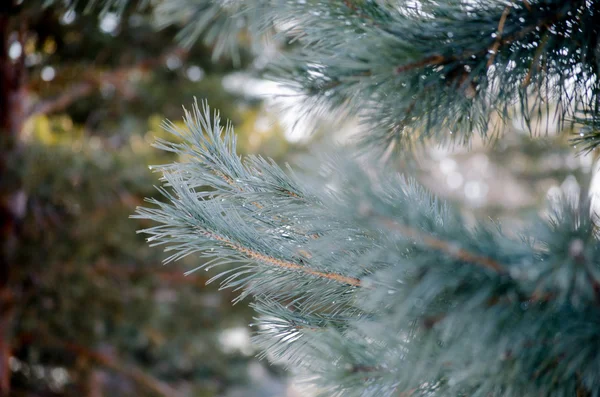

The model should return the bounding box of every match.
[486,6,511,68]
[26,48,188,118]
[200,229,362,286]
[394,1,583,75]
[93,262,210,285]
[65,342,182,397]
[15,332,183,397]
[375,216,506,274]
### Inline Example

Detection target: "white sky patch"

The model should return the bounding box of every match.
[186,65,204,82]
[464,180,488,204]
[447,172,464,190]
[222,72,313,143]
[439,158,456,174]
[41,66,56,82]
[218,326,253,355]
[9,42,22,60]
[99,13,119,34]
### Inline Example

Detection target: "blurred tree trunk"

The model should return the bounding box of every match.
[0,2,26,395]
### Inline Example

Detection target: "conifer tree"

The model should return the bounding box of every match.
[135,0,600,395]
[2,1,291,395]
[1,0,592,395]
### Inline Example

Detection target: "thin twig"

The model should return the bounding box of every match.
[394,2,581,75]
[294,324,322,331]
[15,333,182,397]
[201,229,362,286]
[487,6,511,68]
[26,48,187,118]
[93,262,210,285]
[380,98,418,165]
[397,388,417,397]
[342,0,380,26]
[377,217,506,274]
[28,82,95,117]
[212,169,266,209]
[521,32,549,88]
[65,343,183,397]
[395,55,445,75]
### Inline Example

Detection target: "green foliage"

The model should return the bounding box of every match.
[13,124,282,396]
[42,0,146,16]
[147,0,600,156]
[572,113,600,154]
[137,100,600,396]
[5,1,295,395]
[27,0,600,395]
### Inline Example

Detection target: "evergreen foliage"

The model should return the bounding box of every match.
[2,1,291,395]
[136,1,600,396]
[14,129,273,397]
[136,100,600,396]
[151,0,600,156]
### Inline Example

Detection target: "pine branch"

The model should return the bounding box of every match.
[161,0,600,153]
[135,101,364,318]
[138,100,600,395]
[393,1,581,75]
[43,0,147,17]
[93,262,210,285]
[199,228,361,286]
[571,112,600,153]
[48,0,600,152]
[128,0,600,393]
[376,216,506,274]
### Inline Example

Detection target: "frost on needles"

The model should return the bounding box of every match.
[134,101,600,396]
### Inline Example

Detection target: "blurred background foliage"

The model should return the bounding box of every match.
[2,1,598,396]
[4,2,296,396]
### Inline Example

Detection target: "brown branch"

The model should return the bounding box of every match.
[394,1,582,75]
[377,217,506,274]
[397,388,417,397]
[395,55,445,75]
[342,0,381,26]
[380,98,418,164]
[213,170,236,187]
[487,6,511,68]
[26,48,188,118]
[343,0,356,11]
[211,170,266,210]
[279,188,300,199]
[27,82,95,118]
[212,169,301,204]
[93,262,210,286]
[294,324,322,331]
[64,342,183,397]
[201,229,362,287]
[14,333,182,397]
[521,32,549,88]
